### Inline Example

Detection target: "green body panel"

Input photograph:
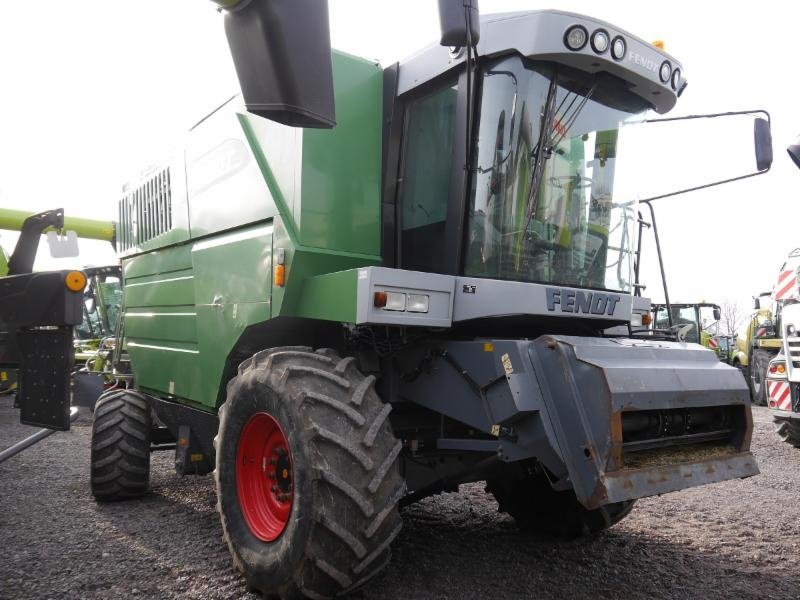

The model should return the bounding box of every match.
[192,224,273,406]
[295,269,358,323]
[269,217,381,318]
[119,52,383,409]
[124,273,195,308]
[136,228,191,254]
[123,245,199,400]
[185,103,283,240]
[124,245,193,279]
[122,223,274,408]
[298,52,382,254]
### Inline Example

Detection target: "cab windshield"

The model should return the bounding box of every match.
[465,56,647,293]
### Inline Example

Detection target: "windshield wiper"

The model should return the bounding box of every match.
[518,77,598,244]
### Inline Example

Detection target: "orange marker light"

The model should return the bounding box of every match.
[65,270,87,292]
[374,291,388,308]
[641,313,652,326]
[274,264,286,287]
[652,40,665,50]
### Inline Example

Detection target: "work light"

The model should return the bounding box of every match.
[659,61,672,83]
[611,36,626,60]
[590,29,609,53]
[564,25,588,51]
[671,68,681,90]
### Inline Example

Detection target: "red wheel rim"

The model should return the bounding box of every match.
[236,412,294,542]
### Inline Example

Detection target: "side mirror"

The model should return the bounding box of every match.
[218,0,336,128]
[84,296,96,315]
[626,110,773,203]
[438,0,480,47]
[788,134,800,170]
[753,297,761,310]
[713,307,721,321]
[754,118,773,172]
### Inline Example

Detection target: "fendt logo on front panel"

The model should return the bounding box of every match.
[545,287,621,316]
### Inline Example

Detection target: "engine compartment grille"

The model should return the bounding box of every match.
[118,167,172,251]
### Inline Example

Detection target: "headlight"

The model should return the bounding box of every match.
[630,313,643,327]
[670,68,681,90]
[407,294,430,313]
[659,61,672,83]
[788,324,796,335]
[373,291,429,313]
[564,25,588,51]
[590,29,609,54]
[373,291,406,311]
[611,36,626,60]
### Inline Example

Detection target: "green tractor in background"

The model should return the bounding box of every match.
[6,1,775,598]
[72,264,127,409]
[651,302,724,356]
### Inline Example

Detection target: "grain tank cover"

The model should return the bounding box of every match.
[222,0,336,128]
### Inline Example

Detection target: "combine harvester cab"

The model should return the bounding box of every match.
[94,2,774,597]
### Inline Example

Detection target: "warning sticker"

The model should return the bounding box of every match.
[501,353,513,375]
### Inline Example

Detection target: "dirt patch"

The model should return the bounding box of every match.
[1,400,798,599]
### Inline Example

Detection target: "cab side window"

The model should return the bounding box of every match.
[399,83,457,272]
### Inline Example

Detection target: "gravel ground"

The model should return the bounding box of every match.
[1,398,799,600]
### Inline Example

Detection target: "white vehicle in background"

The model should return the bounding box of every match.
[765,137,800,446]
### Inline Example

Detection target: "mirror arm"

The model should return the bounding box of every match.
[636,109,772,203]
[642,200,672,327]
[637,109,770,125]
[7,208,64,276]
[639,169,770,203]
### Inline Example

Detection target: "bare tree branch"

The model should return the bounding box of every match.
[720,298,745,337]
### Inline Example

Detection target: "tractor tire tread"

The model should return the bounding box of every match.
[90,389,151,502]
[775,416,800,447]
[216,346,403,599]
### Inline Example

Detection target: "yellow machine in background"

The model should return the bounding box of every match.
[735,251,800,405]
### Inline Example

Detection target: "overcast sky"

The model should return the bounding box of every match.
[1,1,798,316]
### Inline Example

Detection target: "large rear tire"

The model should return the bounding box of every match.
[775,416,800,448]
[90,389,151,502]
[215,347,404,600]
[750,350,772,406]
[487,471,635,537]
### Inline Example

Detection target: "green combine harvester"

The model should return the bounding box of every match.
[5,1,775,598]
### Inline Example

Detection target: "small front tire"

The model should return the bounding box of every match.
[487,471,635,537]
[90,390,151,502]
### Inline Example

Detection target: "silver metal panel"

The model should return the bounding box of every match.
[453,277,632,322]
[772,409,800,420]
[354,267,635,326]
[355,267,454,327]
[631,295,651,313]
[397,9,682,114]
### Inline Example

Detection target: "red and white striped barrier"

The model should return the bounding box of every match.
[775,269,799,301]
[768,380,793,410]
